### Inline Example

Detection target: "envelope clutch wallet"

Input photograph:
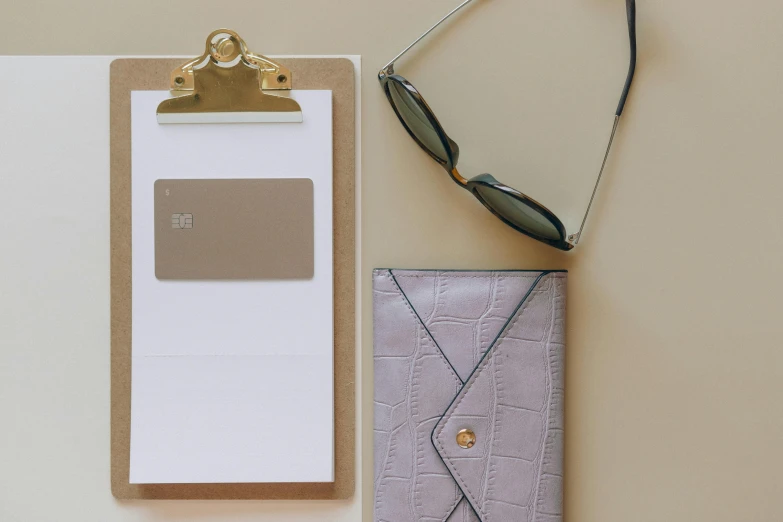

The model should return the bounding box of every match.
[373,269,566,522]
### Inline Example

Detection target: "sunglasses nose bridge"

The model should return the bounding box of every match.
[450,167,468,186]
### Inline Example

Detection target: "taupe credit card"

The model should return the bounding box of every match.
[154,178,314,280]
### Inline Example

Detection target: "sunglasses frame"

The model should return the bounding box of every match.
[379,0,636,251]
[380,72,571,250]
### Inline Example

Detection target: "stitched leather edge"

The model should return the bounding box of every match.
[388,270,464,386]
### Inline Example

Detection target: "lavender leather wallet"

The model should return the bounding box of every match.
[373,269,566,522]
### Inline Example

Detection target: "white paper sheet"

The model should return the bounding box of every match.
[129,90,334,484]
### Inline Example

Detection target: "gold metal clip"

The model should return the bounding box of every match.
[157,29,302,124]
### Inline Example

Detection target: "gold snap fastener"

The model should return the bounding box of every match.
[456,429,476,449]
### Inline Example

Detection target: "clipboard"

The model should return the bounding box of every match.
[110,30,355,500]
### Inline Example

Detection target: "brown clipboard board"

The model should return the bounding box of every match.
[109,55,355,500]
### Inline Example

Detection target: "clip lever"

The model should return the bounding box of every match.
[157,29,303,124]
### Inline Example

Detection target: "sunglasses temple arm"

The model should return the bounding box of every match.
[382,0,478,72]
[616,0,637,117]
[573,0,635,244]
[572,116,619,245]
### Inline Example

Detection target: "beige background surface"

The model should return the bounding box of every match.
[2,1,782,521]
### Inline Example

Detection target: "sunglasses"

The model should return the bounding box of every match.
[379,0,637,250]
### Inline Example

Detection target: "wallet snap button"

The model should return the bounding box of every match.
[456,429,476,449]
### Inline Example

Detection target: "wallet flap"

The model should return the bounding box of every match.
[431,273,566,522]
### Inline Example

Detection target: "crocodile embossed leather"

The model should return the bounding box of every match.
[373,269,566,522]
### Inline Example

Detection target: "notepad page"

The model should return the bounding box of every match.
[129,90,333,484]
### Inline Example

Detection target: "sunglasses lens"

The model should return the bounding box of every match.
[473,184,563,241]
[388,79,450,163]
